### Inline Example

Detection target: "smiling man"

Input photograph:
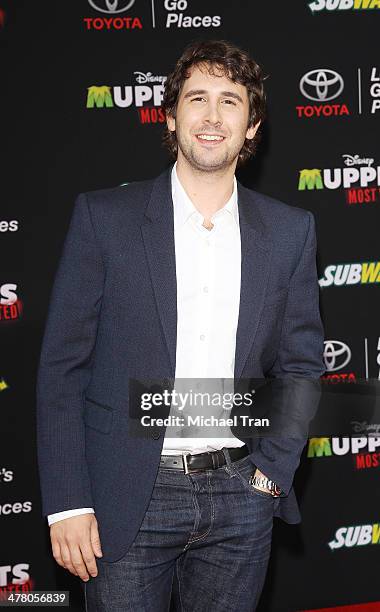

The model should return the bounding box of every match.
[36,40,325,611]
[167,65,258,173]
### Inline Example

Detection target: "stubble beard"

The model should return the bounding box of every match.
[177,132,242,174]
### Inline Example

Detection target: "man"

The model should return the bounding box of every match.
[36,40,325,611]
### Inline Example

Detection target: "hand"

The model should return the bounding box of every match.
[50,513,103,582]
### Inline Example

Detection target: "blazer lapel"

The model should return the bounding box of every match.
[234,183,273,379]
[141,167,177,374]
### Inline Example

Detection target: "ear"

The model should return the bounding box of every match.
[166,113,176,133]
[245,120,261,141]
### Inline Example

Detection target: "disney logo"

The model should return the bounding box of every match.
[343,154,374,167]
[351,420,380,434]
[134,72,167,84]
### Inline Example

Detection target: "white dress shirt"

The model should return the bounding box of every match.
[162,162,244,454]
[48,163,244,525]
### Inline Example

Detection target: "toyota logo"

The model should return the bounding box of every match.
[88,0,135,14]
[300,69,344,102]
[323,340,351,372]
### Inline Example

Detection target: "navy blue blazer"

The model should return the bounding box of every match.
[36,166,325,562]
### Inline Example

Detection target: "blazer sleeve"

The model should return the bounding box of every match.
[36,193,105,516]
[249,211,325,495]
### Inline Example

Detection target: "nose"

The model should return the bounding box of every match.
[203,100,223,128]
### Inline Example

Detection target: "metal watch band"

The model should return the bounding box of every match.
[250,474,281,497]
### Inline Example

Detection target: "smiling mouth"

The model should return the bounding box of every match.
[195,134,226,144]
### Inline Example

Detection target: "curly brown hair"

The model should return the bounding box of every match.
[162,39,267,166]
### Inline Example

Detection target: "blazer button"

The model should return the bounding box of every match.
[152,431,161,439]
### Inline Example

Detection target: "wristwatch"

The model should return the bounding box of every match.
[250,473,282,497]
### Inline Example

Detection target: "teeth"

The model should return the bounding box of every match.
[197,135,224,141]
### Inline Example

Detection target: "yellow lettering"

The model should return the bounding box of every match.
[361,262,380,283]
[354,0,371,7]
[354,0,380,6]
[372,523,380,544]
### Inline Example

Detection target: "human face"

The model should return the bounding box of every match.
[166,63,260,173]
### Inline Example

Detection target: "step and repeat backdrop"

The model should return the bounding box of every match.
[1,1,379,611]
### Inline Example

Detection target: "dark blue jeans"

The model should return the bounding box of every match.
[84,449,277,611]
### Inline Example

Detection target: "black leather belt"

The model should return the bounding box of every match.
[160,445,249,474]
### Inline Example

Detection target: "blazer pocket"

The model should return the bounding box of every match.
[264,287,288,307]
[83,397,114,434]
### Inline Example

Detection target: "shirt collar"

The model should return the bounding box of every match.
[171,162,239,228]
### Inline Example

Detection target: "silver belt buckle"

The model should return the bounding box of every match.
[182,453,191,474]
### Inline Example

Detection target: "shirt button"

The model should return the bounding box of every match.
[200,334,206,341]
[203,286,209,293]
